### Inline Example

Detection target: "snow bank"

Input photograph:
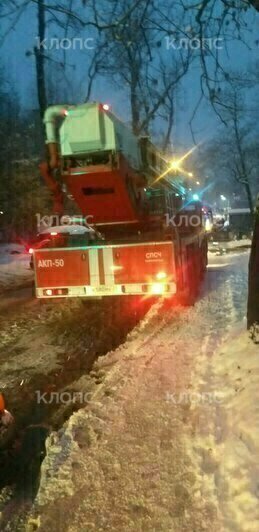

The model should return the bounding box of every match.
[191,328,259,531]
[0,244,33,292]
[209,239,251,252]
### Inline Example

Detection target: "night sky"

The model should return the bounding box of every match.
[1,3,259,150]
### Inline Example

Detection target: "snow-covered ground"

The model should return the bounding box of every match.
[192,329,259,531]
[22,249,258,532]
[0,244,33,292]
[208,238,251,253]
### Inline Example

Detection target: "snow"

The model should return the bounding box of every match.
[192,330,259,531]
[208,239,251,253]
[23,249,259,532]
[0,244,33,292]
[40,224,95,235]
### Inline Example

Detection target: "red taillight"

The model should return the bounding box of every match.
[102,103,110,111]
[43,288,69,297]
[29,248,33,254]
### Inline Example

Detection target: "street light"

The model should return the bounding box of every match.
[170,159,181,171]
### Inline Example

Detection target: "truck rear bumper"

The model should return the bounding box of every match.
[36,282,177,299]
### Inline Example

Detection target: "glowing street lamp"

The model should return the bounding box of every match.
[153,143,200,185]
[170,159,181,171]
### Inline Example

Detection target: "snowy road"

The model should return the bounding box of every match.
[17,249,257,532]
[204,250,248,320]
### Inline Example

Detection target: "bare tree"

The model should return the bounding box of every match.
[144,0,259,129]
[90,0,192,137]
[1,0,151,117]
[215,83,258,214]
[190,70,259,212]
[195,124,258,215]
[1,0,258,131]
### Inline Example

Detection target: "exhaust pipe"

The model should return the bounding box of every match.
[43,105,74,168]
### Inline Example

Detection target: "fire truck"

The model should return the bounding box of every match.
[32,102,208,302]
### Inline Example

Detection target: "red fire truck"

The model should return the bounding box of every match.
[32,102,208,302]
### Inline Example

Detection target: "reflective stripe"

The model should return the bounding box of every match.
[36,282,177,298]
[103,248,115,285]
[98,249,105,285]
[88,249,100,286]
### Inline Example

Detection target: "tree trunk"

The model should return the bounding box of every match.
[247,201,259,329]
[130,64,140,135]
[131,86,140,135]
[162,99,174,151]
[34,0,47,119]
[249,0,259,11]
[244,182,254,218]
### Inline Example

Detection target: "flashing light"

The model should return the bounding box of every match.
[193,193,199,201]
[151,283,165,295]
[111,265,123,271]
[170,159,181,171]
[102,104,110,111]
[153,144,201,186]
[156,271,167,280]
